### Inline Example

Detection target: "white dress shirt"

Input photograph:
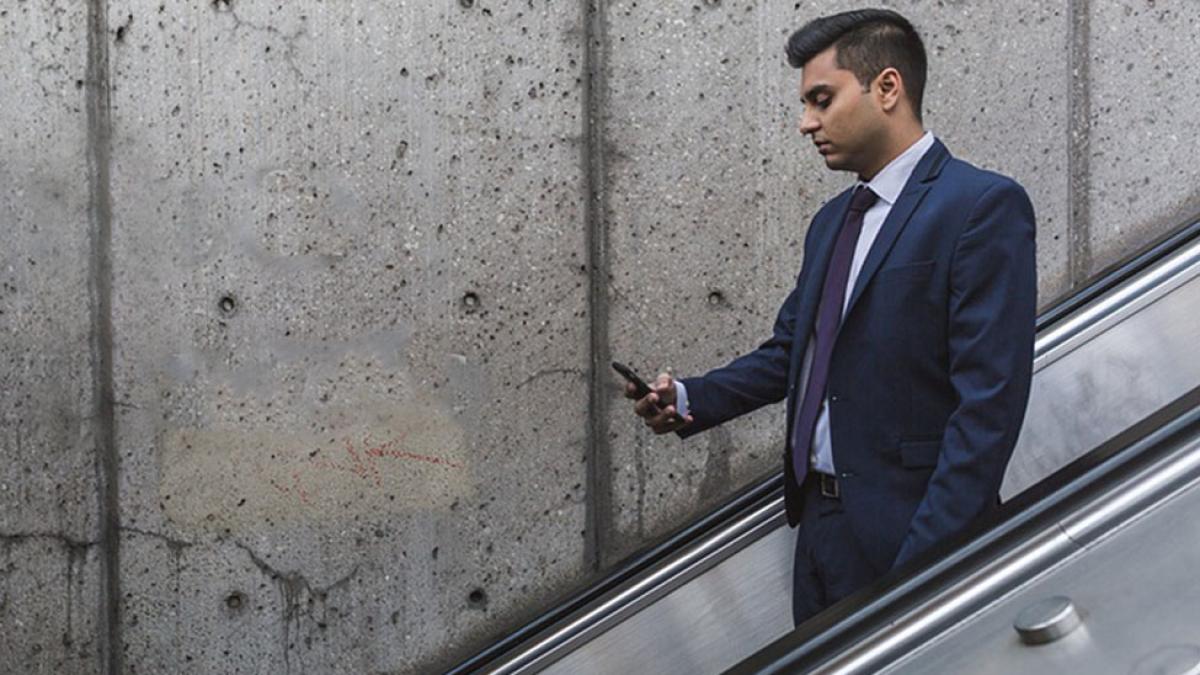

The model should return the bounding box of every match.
[676,131,936,475]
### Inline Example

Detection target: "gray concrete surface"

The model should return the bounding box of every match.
[1087,1,1200,275]
[0,1,103,672]
[2,0,1197,673]
[104,1,588,673]
[603,0,804,564]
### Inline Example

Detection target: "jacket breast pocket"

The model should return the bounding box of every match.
[876,260,935,285]
[899,439,941,469]
[871,260,940,342]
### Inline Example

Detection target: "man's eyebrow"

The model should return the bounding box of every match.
[802,84,833,103]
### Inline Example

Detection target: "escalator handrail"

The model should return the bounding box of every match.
[1036,216,1200,332]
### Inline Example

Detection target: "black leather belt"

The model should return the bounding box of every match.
[816,472,840,499]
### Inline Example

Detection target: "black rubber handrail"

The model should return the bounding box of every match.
[448,215,1200,675]
[1036,216,1200,331]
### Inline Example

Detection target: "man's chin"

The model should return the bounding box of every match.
[820,153,863,174]
[822,155,849,171]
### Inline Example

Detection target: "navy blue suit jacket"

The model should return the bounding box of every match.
[679,140,1036,572]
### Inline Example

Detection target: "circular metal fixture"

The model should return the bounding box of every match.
[1013,596,1081,645]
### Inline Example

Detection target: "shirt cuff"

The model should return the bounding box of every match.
[674,380,690,418]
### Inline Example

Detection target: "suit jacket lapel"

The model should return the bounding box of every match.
[843,140,950,319]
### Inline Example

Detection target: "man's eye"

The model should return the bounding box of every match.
[815,97,831,108]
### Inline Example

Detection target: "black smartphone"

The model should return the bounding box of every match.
[611,361,654,399]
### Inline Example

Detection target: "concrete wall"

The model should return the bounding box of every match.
[2,1,1197,673]
[1,2,105,673]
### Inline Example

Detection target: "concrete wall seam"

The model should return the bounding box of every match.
[85,0,121,673]
[583,0,614,573]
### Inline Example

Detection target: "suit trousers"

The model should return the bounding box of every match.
[792,474,882,626]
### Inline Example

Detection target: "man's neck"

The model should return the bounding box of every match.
[858,127,927,182]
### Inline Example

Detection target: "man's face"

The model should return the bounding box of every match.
[798,47,885,175]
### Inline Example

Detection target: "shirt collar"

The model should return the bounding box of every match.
[858,131,935,206]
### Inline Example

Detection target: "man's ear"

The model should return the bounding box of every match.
[875,67,904,113]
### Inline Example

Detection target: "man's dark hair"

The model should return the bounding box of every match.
[785,9,927,121]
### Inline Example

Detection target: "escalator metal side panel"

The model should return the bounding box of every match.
[888,476,1200,674]
[874,427,1200,673]
[1002,240,1200,498]
[544,517,793,675]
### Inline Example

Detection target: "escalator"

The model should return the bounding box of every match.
[735,382,1200,673]
[450,218,1200,675]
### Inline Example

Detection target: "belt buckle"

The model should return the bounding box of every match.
[819,473,840,499]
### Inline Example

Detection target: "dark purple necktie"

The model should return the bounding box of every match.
[791,185,878,486]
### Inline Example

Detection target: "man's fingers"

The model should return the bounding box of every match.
[640,405,668,425]
[650,406,677,422]
[651,372,676,406]
[633,392,660,417]
[644,414,672,432]
[629,372,681,429]
[641,405,687,434]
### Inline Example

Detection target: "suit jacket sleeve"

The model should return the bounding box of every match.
[892,178,1037,568]
[675,282,800,438]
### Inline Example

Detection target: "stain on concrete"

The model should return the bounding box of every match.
[231,538,359,675]
[159,397,470,534]
[0,533,99,669]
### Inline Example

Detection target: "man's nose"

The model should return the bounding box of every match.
[799,109,819,135]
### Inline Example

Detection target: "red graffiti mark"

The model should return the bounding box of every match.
[345,438,384,487]
[359,433,467,470]
[367,446,465,469]
[268,470,312,505]
[293,470,311,504]
[274,433,463,505]
[310,439,384,487]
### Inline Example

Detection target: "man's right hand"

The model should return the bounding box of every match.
[626,372,693,434]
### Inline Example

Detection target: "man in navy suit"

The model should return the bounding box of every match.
[627,8,1036,625]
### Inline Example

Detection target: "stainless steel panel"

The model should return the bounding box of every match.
[809,526,1080,674]
[885,447,1200,674]
[544,524,794,675]
[494,499,787,674]
[799,410,1200,673]
[1003,242,1200,497]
